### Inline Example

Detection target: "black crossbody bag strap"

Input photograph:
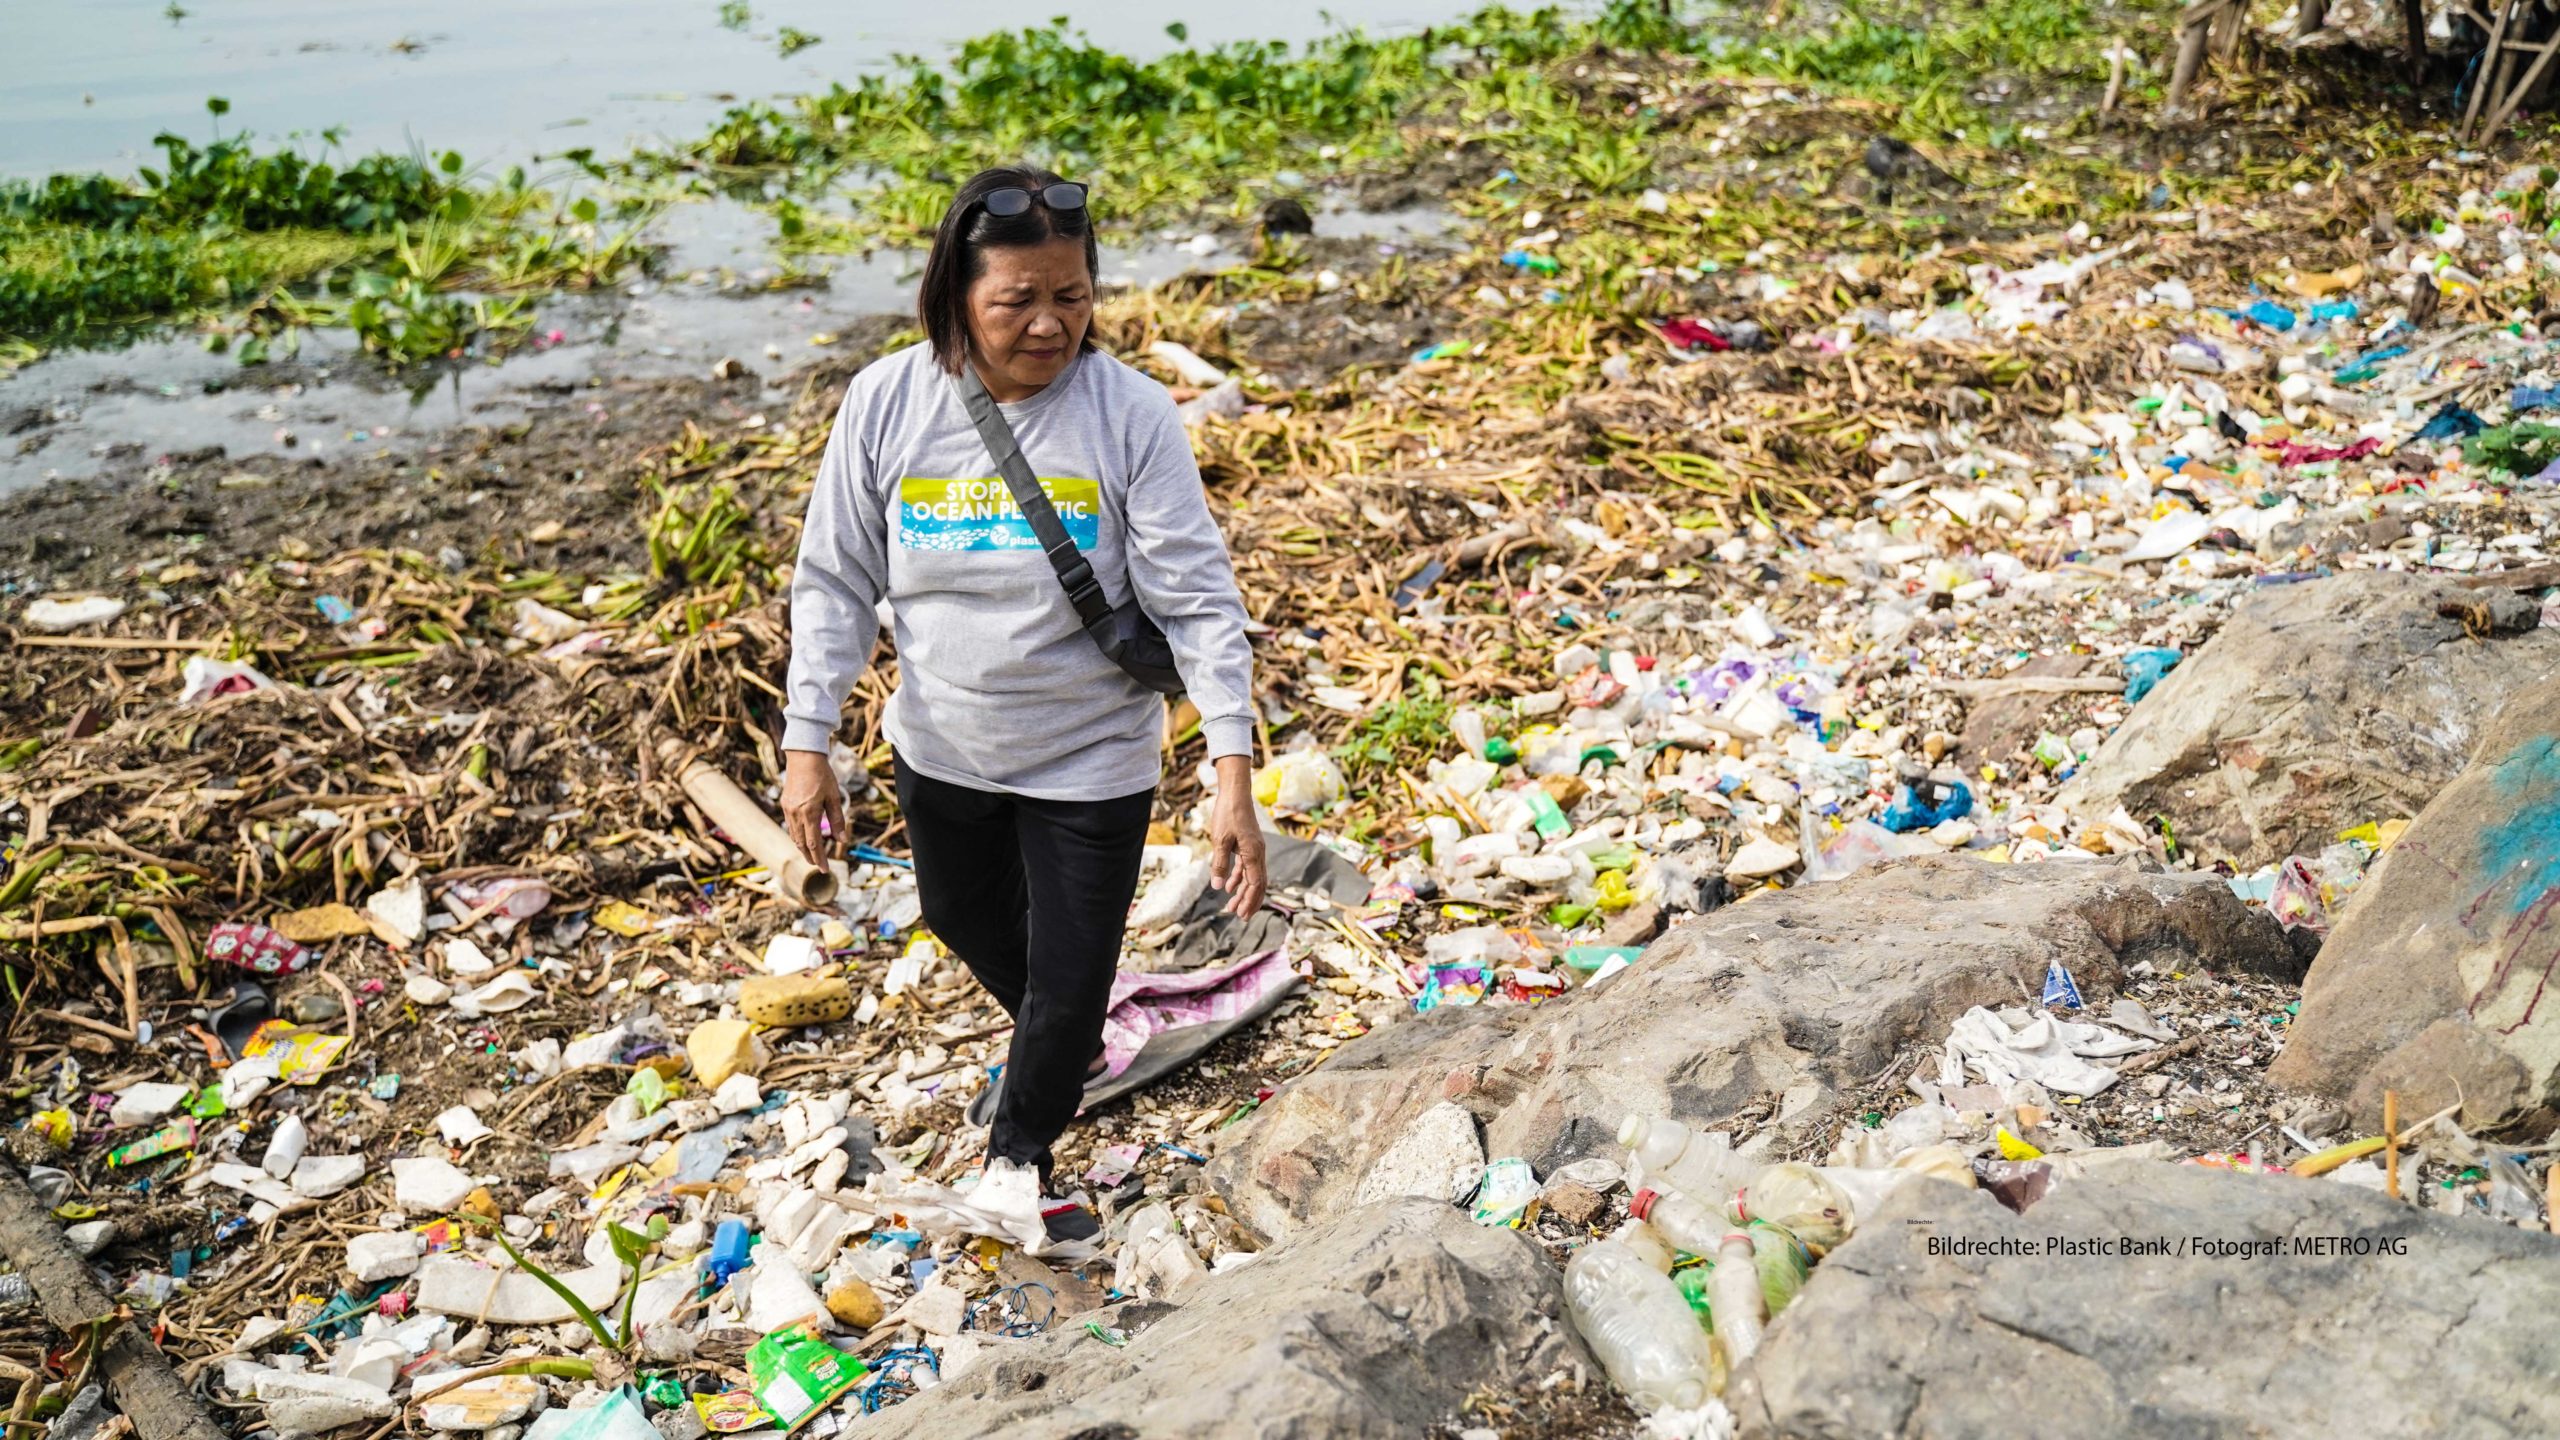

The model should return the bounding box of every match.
[953,364,1112,631]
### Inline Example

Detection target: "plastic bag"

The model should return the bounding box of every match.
[2120,646,2182,704]
[1469,1158,1541,1228]
[522,1387,655,1440]
[2269,856,2328,933]
[1799,817,1936,884]
[1253,750,1346,812]
[1741,1220,1811,1317]
[1729,1164,1851,1252]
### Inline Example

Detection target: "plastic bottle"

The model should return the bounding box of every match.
[1704,1230,1766,1369]
[1619,1115,1746,1205]
[260,1112,307,1180]
[1562,1222,1719,1413]
[1630,1191,1809,1318]
[1623,1178,1709,1240]
[705,1217,753,1287]
[1450,707,1488,759]
[1521,787,1574,838]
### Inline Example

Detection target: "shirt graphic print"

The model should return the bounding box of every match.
[898,475,1100,552]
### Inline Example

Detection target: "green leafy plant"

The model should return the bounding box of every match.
[777,26,821,55]
[460,1212,668,1351]
[1332,685,1453,791]
[647,479,766,586]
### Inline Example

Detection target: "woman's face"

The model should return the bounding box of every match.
[965,236,1092,396]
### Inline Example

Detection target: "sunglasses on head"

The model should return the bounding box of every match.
[977,182,1088,218]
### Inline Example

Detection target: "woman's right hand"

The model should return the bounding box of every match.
[781,749,845,867]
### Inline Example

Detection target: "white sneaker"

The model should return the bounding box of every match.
[954,1156,1047,1253]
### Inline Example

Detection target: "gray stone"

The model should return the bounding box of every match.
[1349,1101,1483,1207]
[851,1198,1583,1439]
[1958,651,2095,764]
[1209,856,2296,1242]
[2060,571,2560,869]
[1730,1162,2560,1440]
[2269,672,2560,1134]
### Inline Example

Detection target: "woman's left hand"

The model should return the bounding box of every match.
[1209,754,1268,918]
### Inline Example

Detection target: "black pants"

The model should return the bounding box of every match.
[893,752,1153,1183]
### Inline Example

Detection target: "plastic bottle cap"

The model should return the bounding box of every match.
[1628,1188,1659,1220]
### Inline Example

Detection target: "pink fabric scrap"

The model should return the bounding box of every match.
[1094,948,1297,1083]
[2276,437,2381,466]
[1658,317,1731,352]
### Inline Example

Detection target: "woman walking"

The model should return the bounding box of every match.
[779,165,1265,1225]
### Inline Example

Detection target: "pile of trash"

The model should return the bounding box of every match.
[10,87,2560,1440]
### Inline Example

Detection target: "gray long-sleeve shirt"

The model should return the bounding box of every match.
[783,341,1256,801]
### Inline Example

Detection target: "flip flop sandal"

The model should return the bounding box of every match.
[965,1066,1006,1129]
[964,1051,1112,1129]
[1041,1201,1102,1245]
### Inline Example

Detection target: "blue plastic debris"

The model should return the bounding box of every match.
[2513,384,2560,414]
[705,1217,753,1287]
[2041,959,2084,1010]
[2241,300,2297,331]
[2414,403,2486,442]
[2307,300,2359,323]
[2121,646,2183,704]
[1878,778,1973,832]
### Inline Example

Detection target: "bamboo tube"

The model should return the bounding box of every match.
[658,742,838,909]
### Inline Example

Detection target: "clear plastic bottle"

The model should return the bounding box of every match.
[1618,1115,1746,1205]
[1450,706,1488,759]
[1630,1182,1721,1253]
[1562,1222,1719,1413]
[1704,1231,1767,1369]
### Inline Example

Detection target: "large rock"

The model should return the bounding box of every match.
[2059,572,2560,869]
[855,1198,1582,1439]
[2268,672,2560,1134]
[1210,856,2297,1242]
[1731,1162,2560,1440]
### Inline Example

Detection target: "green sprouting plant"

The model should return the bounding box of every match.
[1332,683,1453,791]
[1563,128,1653,196]
[717,0,751,28]
[777,26,821,56]
[647,479,765,586]
[461,1212,668,1352]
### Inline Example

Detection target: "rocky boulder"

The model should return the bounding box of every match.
[853,1198,1583,1439]
[2058,571,2560,870]
[2268,672,2560,1134]
[1209,856,2299,1243]
[1732,1162,2560,1439]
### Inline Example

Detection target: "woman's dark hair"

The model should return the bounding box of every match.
[918,164,1100,374]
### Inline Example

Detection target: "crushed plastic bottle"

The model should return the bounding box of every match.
[1563,1221,1721,1413]
[1619,1115,1750,1205]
